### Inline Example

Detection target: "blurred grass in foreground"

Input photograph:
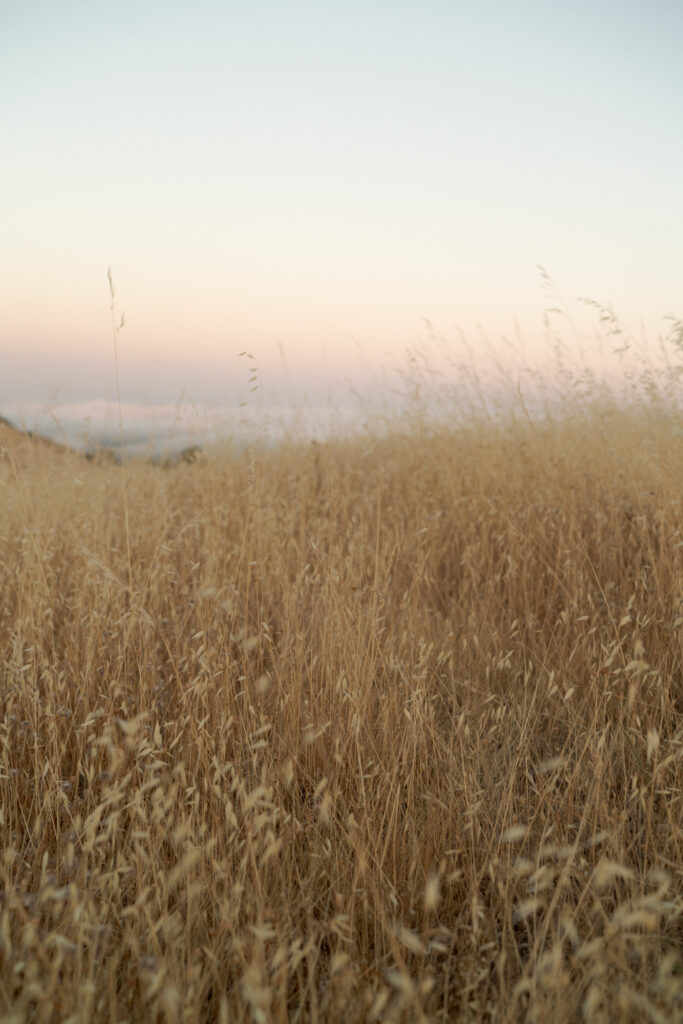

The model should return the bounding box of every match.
[1,316,683,1021]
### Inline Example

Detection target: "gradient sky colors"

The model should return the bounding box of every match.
[2,0,682,409]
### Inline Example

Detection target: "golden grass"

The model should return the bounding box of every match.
[0,402,682,1022]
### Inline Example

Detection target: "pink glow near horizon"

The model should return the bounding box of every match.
[2,2,682,409]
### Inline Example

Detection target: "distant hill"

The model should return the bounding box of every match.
[0,414,79,465]
[0,414,202,468]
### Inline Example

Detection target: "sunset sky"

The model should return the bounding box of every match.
[2,0,682,414]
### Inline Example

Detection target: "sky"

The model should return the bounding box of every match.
[2,0,682,418]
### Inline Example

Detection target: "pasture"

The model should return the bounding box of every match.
[0,401,681,1021]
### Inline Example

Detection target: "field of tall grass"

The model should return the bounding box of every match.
[1,328,683,1020]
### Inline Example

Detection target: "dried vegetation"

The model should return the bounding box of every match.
[0,391,682,1021]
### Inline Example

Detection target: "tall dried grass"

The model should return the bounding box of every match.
[1,362,682,1020]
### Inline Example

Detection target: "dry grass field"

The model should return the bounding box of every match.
[1,391,682,1021]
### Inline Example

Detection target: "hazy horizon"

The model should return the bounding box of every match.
[5,313,683,460]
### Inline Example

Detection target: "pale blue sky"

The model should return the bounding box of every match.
[1,0,682,407]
